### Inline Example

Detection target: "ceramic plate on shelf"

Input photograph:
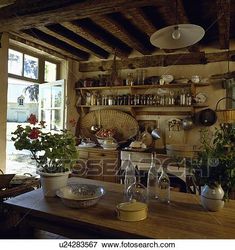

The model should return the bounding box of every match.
[195,93,207,104]
[161,75,174,84]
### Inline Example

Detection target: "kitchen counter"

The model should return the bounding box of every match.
[4,177,235,239]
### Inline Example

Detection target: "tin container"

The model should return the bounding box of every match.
[116,199,148,222]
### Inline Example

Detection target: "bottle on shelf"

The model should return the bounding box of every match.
[158,167,170,204]
[124,153,136,201]
[147,153,159,201]
[126,73,134,86]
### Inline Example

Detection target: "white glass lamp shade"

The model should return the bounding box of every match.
[150,24,205,49]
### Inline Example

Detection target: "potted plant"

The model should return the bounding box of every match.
[11,114,78,197]
[194,124,235,211]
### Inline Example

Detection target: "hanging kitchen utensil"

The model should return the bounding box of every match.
[110,49,122,86]
[151,129,161,140]
[182,116,194,130]
[90,112,101,133]
[198,108,217,126]
[215,97,235,123]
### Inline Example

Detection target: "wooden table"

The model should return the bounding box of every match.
[4,177,235,239]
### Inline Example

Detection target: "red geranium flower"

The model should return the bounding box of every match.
[28,128,40,139]
[27,114,38,125]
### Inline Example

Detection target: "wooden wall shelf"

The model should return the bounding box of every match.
[76,83,210,91]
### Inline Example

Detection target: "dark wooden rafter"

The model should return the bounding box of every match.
[79,50,235,72]
[174,0,189,24]
[71,18,132,58]
[21,28,89,61]
[12,31,81,61]
[61,22,128,58]
[21,29,89,61]
[38,25,109,59]
[9,33,67,60]
[216,0,231,49]
[122,8,156,37]
[0,0,160,32]
[92,13,155,55]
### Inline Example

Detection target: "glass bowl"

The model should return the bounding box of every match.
[56,184,105,208]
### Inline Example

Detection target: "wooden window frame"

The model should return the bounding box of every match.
[8,45,60,83]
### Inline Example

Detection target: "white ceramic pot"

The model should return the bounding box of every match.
[38,171,69,197]
[201,184,224,212]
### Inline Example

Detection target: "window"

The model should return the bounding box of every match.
[24,54,38,79]
[17,95,24,106]
[45,61,57,82]
[39,80,65,131]
[8,49,23,76]
[8,48,59,83]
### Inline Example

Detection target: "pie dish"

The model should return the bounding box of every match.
[56,184,105,208]
[195,93,207,104]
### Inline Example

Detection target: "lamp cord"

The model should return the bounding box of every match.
[175,0,178,25]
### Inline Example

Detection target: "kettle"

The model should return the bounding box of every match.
[182,117,194,130]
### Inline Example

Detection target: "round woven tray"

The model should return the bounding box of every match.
[80,109,139,141]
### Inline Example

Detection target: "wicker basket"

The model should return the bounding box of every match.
[80,109,139,141]
[215,97,235,123]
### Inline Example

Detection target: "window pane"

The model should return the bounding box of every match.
[40,85,51,109]
[8,49,23,76]
[52,85,62,108]
[52,109,62,131]
[45,61,57,82]
[24,54,38,79]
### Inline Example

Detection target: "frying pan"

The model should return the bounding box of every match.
[198,108,217,126]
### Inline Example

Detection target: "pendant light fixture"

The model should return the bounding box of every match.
[150,0,205,49]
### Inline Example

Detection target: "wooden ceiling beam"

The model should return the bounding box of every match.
[12,31,81,61]
[92,13,154,55]
[38,25,109,59]
[0,0,161,32]
[121,8,156,38]
[9,33,67,60]
[21,28,89,61]
[79,50,235,72]
[175,0,190,24]
[69,19,132,58]
[19,29,89,61]
[61,21,128,58]
[216,0,231,49]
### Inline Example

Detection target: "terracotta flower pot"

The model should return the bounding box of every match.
[37,171,69,197]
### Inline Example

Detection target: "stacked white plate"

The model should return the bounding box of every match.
[102,142,118,150]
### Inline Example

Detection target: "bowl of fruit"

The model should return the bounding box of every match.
[95,128,116,145]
